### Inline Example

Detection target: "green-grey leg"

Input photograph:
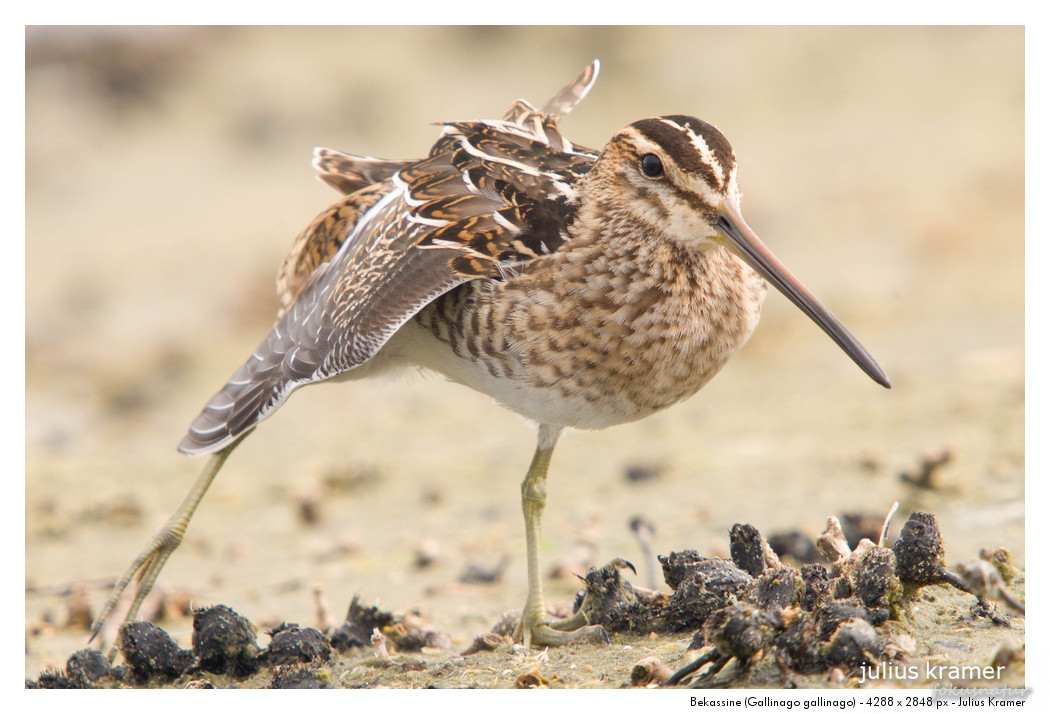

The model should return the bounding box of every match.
[90,440,241,654]
[518,424,608,647]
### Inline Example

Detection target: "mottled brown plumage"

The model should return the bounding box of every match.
[92,61,889,650]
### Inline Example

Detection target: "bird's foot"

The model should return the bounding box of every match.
[515,606,610,648]
[89,526,184,657]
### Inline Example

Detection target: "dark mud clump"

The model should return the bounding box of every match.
[264,623,333,666]
[569,558,657,635]
[799,563,831,610]
[192,604,261,678]
[749,566,803,612]
[657,556,754,634]
[894,512,965,592]
[657,512,1019,688]
[855,546,902,611]
[64,648,118,687]
[729,523,771,576]
[28,648,123,689]
[27,669,79,689]
[119,621,195,683]
[329,595,396,651]
[26,595,451,688]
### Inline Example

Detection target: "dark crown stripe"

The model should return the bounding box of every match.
[629,117,735,189]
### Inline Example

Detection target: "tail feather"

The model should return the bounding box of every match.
[541,59,599,119]
[179,367,281,456]
[311,149,410,195]
[178,328,305,456]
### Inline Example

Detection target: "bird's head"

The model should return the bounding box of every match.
[589,115,891,388]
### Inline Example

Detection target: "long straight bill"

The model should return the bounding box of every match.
[715,199,891,388]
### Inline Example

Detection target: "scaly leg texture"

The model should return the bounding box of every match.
[518,424,608,647]
[90,442,239,649]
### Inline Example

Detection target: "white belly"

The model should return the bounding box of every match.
[372,320,635,429]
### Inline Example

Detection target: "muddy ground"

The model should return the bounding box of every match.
[25,27,1024,688]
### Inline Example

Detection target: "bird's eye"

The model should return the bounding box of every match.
[640,153,664,178]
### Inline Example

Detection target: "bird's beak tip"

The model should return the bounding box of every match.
[713,202,892,391]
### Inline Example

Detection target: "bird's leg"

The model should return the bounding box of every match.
[90,440,241,655]
[518,424,608,648]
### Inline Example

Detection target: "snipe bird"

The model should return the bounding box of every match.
[92,61,890,649]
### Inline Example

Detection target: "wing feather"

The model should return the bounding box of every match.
[312,148,411,195]
[180,62,603,455]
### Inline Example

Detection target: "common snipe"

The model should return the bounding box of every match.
[92,61,889,649]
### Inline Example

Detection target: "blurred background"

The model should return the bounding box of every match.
[26,26,1023,678]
